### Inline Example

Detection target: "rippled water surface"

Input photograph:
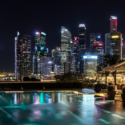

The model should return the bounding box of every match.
[0,91,124,125]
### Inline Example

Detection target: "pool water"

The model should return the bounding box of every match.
[0,92,124,125]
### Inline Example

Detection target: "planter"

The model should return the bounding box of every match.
[121,94,125,102]
[107,91,116,100]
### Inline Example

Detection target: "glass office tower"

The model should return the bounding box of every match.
[34,32,47,74]
[61,26,71,74]
[15,32,32,80]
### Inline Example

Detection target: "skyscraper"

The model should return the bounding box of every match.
[15,32,32,80]
[105,33,110,55]
[105,16,122,60]
[78,24,86,74]
[78,24,86,55]
[90,33,104,55]
[90,33,104,71]
[110,16,117,33]
[61,26,71,74]
[34,32,47,74]
[72,37,80,73]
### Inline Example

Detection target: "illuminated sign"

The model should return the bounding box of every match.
[74,37,78,43]
[36,32,40,35]
[41,32,46,36]
[98,43,103,46]
[111,16,117,20]
[79,24,85,27]
[111,36,119,38]
[83,55,98,59]
[93,43,97,46]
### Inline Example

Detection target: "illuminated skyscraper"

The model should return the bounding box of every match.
[61,26,72,74]
[105,16,122,60]
[110,16,117,33]
[90,33,104,71]
[15,32,32,80]
[78,24,86,74]
[83,55,97,78]
[78,24,86,55]
[34,32,47,74]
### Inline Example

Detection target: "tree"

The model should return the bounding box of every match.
[98,54,119,69]
[60,73,79,83]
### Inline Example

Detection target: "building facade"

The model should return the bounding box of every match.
[37,57,53,78]
[110,16,117,33]
[34,32,47,74]
[83,55,97,78]
[15,32,32,80]
[61,26,72,74]
[78,24,86,74]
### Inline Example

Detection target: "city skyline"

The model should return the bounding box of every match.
[0,0,125,72]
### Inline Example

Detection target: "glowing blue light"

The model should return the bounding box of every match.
[41,32,46,36]
[61,31,64,33]
[46,48,49,53]
[41,47,44,50]
[48,61,52,64]
[98,35,100,38]
[83,55,98,59]
[36,32,40,35]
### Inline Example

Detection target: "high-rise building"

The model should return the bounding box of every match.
[51,47,61,70]
[90,33,104,71]
[110,16,117,33]
[105,33,111,55]
[72,37,80,73]
[110,32,122,60]
[61,26,72,74]
[83,55,97,78]
[78,24,86,74]
[15,32,32,80]
[37,57,53,78]
[78,24,86,55]
[90,33,104,55]
[34,32,47,74]
[105,16,122,60]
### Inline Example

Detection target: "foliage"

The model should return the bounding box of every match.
[98,54,119,68]
[122,86,125,94]
[59,73,79,83]
[107,85,114,91]
[23,77,40,81]
[23,77,30,81]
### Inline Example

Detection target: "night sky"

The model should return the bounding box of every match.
[0,0,125,72]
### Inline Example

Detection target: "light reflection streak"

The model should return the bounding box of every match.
[14,93,18,105]
[0,108,20,124]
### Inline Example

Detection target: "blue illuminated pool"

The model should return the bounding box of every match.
[0,91,124,125]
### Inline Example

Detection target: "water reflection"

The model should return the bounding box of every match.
[0,92,115,125]
[0,92,106,107]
